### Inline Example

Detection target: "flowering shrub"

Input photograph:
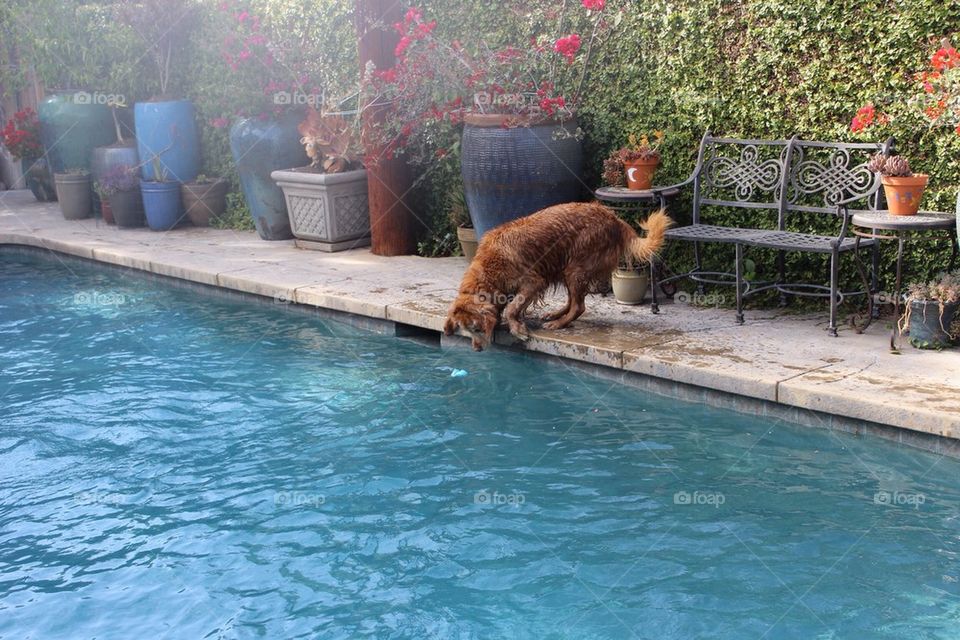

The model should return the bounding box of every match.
[0,109,42,160]
[914,41,960,133]
[362,1,623,163]
[850,40,959,135]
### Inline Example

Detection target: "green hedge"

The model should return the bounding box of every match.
[4,0,958,284]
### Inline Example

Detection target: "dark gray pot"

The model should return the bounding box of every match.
[54,173,92,220]
[908,300,958,350]
[108,188,144,228]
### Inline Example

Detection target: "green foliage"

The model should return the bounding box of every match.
[211,191,256,231]
[576,0,960,284]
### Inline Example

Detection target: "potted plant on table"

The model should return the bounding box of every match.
[271,108,369,251]
[1,108,55,201]
[899,270,960,350]
[54,169,92,219]
[603,132,665,190]
[867,153,928,216]
[181,174,228,226]
[101,164,143,228]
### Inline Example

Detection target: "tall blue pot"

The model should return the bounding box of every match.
[460,114,584,240]
[229,111,309,240]
[141,180,184,231]
[38,92,116,174]
[134,100,200,183]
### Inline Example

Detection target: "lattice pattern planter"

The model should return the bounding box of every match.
[271,168,370,252]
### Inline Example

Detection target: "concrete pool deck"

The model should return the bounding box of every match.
[2,189,959,451]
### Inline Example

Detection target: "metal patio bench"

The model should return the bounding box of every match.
[648,133,894,336]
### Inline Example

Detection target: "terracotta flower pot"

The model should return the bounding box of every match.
[882,174,928,216]
[457,225,477,260]
[624,158,659,190]
[181,179,228,226]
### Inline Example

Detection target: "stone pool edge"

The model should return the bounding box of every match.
[1,235,958,457]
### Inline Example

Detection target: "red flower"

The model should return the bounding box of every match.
[553,34,581,64]
[931,47,960,71]
[581,0,605,10]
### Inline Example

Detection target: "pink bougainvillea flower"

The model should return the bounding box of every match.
[554,34,581,63]
[395,35,412,57]
[581,0,605,10]
[210,117,229,129]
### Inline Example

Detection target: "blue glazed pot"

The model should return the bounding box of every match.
[134,100,200,183]
[38,92,116,174]
[460,114,584,239]
[229,112,309,240]
[140,180,184,231]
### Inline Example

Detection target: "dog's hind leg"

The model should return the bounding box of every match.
[504,281,543,341]
[543,276,586,331]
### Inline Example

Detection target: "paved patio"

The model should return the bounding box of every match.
[2,189,959,446]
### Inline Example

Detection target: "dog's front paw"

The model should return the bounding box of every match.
[542,320,570,331]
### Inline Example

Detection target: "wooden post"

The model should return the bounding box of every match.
[355,0,419,256]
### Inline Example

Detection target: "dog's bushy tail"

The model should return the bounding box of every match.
[626,209,673,263]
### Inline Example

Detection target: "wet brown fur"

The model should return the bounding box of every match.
[443,202,672,351]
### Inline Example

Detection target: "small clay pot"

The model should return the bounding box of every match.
[882,174,928,216]
[457,225,477,260]
[181,179,228,226]
[624,158,659,191]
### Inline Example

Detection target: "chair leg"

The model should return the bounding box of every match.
[694,241,705,296]
[777,249,788,307]
[871,241,880,319]
[650,255,660,315]
[735,243,745,325]
[828,250,839,337]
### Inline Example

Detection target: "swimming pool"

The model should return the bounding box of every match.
[2,249,959,639]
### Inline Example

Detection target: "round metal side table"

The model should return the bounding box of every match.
[851,210,958,351]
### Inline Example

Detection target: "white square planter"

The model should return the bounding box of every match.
[270,167,370,252]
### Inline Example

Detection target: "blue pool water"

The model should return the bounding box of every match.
[2,250,960,639]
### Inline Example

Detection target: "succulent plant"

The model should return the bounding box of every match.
[867,153,913,177]
[884,155,912,177]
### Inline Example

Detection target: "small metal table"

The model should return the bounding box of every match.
[595,186,682,299]
[594,186,680,208]
[851,210,958,351]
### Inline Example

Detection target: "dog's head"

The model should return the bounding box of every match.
[443,293,498,351]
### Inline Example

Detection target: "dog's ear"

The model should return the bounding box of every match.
[479,305,498,344]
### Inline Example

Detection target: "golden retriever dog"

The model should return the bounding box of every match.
[443,202,672,351]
